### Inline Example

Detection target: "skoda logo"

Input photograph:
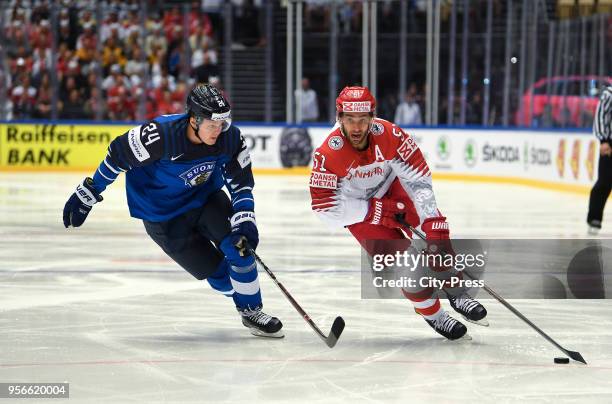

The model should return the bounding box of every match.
[464,140,477,167]
[437,136,450,161]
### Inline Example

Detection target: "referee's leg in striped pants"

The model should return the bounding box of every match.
[587,153,612,231]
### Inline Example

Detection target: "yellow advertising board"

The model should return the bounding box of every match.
[0,123,130,172]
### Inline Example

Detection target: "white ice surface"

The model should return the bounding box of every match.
[0,173,611,403]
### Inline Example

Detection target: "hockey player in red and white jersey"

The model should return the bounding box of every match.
[309,86,487,340]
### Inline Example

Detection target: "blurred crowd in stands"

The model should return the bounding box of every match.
[0,0,240,121]
[0,0,608,126]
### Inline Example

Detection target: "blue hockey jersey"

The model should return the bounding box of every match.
[90,113,254,222]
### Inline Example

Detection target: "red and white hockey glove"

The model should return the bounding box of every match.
[421,216,456,271]
[421,216,450,240]
[365,196,409,231]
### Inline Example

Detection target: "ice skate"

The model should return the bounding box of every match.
[446,292,489,327]
[240,306,284,338]
[424,311,469,340]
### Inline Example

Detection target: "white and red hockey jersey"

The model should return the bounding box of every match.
[309,118,440,228]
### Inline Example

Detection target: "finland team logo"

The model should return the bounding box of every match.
[328,136,344,150]
[179,162,216,187]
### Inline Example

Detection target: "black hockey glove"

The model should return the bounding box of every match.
[63,177,103,228]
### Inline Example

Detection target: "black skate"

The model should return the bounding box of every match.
[239,306,284,338]
[446,292,489,326]
[425,311,469,341]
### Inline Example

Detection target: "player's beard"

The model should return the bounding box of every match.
[341,123,369,151]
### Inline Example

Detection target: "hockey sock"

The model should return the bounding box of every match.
[402,288,444,321]
[228,255,262,310]
[206,259,234,297]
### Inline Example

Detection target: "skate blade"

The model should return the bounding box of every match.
[446,333,472,341]
[248,328,285,339]
[462,316,490,327]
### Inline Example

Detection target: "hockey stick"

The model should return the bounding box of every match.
[248,247,345,348]
[395,215,587,364]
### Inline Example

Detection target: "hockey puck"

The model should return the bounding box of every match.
[554,357,570,364]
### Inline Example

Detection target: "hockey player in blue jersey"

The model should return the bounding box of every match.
[62,84,283,338]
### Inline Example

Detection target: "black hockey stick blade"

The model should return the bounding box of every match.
[248,245,345,348]
[324,316,346,348]
[565,349,587,364]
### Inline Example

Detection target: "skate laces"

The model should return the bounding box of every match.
[241,308,272,325]
[435,312,457,333]
[451,294,480,313]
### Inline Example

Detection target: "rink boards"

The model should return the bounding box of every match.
[0,122,596,192]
